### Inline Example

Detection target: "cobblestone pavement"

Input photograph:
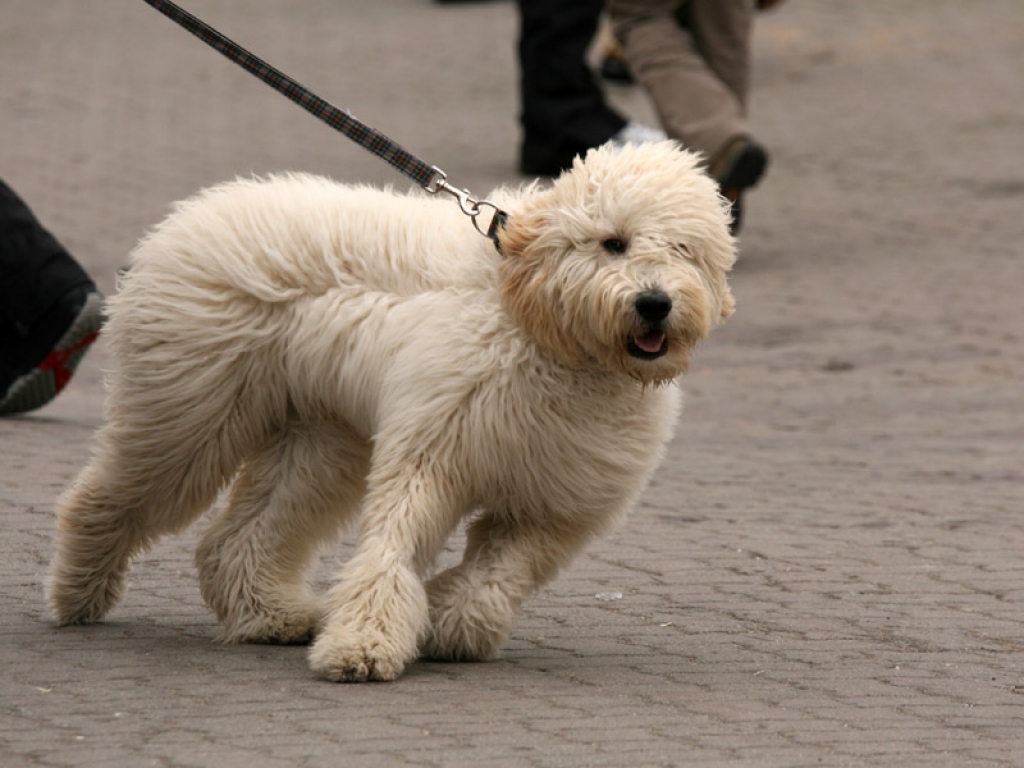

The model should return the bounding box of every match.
[2,1,1022,766]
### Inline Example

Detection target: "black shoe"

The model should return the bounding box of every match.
[711,137,769,235]
[0,287,105,415]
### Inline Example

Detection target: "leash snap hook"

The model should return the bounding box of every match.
[427,166,480,217]
[428,166,508,253]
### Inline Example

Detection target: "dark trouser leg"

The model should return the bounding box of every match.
[518,0,627,175]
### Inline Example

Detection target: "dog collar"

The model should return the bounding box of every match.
[486,210,509,255]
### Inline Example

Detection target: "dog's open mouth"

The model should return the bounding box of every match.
[627,329,668,360]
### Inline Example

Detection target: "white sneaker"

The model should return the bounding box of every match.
[608,121,668,150]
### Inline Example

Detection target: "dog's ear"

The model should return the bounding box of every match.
[495,208,544,259]
[493,184,560,260]
[497,204,589,369]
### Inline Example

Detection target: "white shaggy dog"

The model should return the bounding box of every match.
[48,142,735,682]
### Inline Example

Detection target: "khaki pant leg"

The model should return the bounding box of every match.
[610,0,754,164]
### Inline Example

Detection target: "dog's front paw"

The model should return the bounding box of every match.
[308,626,408,682]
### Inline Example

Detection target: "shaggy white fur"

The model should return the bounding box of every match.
[48,142,735,682]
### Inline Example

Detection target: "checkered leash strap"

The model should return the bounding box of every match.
[141,0,507,251]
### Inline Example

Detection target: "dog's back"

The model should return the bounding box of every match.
[131,173,503,304]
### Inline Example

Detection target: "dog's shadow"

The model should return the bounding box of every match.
[46,614,517,685]
[47,617,319,682]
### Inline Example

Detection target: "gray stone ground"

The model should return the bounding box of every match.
[2,1,1022,766]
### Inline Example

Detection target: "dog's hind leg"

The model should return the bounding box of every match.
[195,422,370,644]
[421,513,594,662]
[48,356,280,626]
[47,421,237,626]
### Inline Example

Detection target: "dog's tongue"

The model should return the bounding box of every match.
[634,330,666,353]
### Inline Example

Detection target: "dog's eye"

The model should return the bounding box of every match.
[602,237,627,254]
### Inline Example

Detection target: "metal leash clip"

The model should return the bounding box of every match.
[428,167,507,249]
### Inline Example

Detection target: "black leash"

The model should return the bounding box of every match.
[140,0,507,251]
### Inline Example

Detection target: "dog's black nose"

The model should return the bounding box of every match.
[634,291,672,322]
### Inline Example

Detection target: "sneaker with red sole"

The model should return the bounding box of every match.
[0,288,105,415]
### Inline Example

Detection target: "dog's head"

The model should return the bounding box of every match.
[497,141,736,386]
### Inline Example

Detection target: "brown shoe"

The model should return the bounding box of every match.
[711,137,768,234]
